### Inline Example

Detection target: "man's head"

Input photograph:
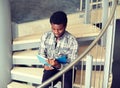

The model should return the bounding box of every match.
[50,11,67,26]
[50,11,67,38]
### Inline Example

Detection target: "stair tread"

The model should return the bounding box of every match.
[13,45,105,65]
[11,67,43,84]
[13,50,42,65]
[13,45,105,59]
[13,33,42,45]
[7,82,35,88]
[11,67,43,78]
[79,44,105,62]
[74,70,104,88]
[13,23,100,45]
[13,50,38,59]
[73,84,93,88]
[67,23,100,38]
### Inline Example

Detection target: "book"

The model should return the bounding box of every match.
[37,55,51,66]
[56,55,67,64]
[37,55,67,65]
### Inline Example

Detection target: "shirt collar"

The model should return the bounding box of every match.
[53,31,67,40]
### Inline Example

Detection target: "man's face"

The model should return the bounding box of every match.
[51,23,66,38]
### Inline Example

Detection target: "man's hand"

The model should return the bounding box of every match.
[47,59,58,66]
[44,59,61,70]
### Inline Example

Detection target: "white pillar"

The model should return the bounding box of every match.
[85,0,90,24]
[80,0,83,11]
[85,55,93,88]
[0,0,12,88]
[101,0,109,46]
[102,25,114,88]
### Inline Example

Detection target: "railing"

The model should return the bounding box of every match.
[37,0,117,88]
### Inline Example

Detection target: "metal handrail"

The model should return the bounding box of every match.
[37,0,117,87]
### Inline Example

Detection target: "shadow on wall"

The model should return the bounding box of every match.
[111,19,120,88]
[10,0,80,23]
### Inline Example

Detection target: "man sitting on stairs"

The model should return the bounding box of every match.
[38,11,78,88]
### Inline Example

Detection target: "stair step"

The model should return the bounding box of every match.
[11,67,44,84]
[78,45,105,65]
[13,33,41,51]
[73,84,93,88]
[7,82,35,88]
[16,12,84,37]
[13,45,105,65]
[13,23,100,51]
[73,70,103,88]
[13,50,42,65]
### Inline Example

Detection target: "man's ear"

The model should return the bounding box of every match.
[64,25,67,29]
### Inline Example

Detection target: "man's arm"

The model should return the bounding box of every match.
[67,39,79,62]
[38,33,47,58]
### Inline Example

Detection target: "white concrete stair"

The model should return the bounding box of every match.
[13,49,42,65]
[13,45,105,66]
[13,23,100,51]
[73,84,93,88]
[11,67,44,84]
[73,70,104,88]
[13,33,41,51]
[7,82,35,88]
[11,22,101,87]
[78,45,105,65]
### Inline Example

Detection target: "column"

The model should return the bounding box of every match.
[0,0,12,88]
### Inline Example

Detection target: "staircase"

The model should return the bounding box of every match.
[8,38,44,88]
[7,0,118,87]
[7,21,102,88]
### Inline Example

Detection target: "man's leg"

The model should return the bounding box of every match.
[42,69,60,88]
[63,69,76,88]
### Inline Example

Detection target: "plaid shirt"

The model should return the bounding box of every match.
[38,31,78,63]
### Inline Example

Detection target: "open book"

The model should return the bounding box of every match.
[37,55,68,65]
[56,55,67,64]
[37,55,51,66]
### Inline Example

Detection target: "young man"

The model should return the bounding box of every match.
[38,11,78,88]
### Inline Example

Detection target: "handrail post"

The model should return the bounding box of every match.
[85,55,93,88]
[85,0,90,24]
[80,0,83,11]
[102,24,115,88]
[101,0,109,46]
